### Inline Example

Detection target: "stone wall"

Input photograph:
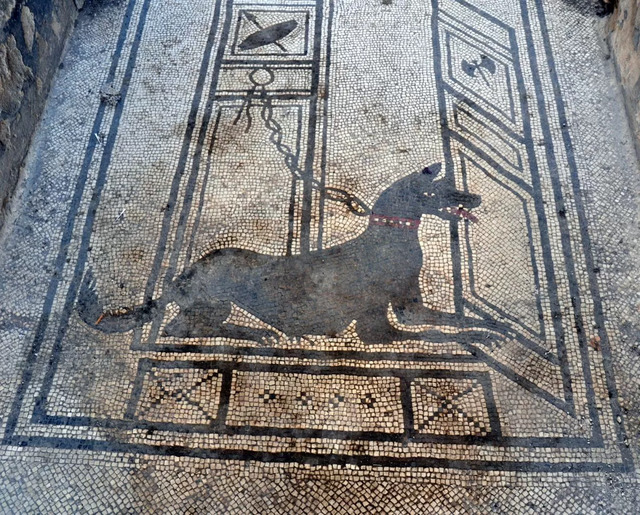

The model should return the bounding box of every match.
[0,0,80,227]
[604,0,640,155]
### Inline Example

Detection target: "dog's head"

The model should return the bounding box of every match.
[371,163,481,222]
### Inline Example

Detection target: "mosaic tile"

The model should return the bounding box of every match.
[0,0,638,510]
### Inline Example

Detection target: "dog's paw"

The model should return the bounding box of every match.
[476,332,504,351]
[258,335,280,347]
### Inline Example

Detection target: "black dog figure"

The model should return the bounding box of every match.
[79,163,499,345]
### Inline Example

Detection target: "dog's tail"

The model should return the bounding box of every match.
[77,268,161,333]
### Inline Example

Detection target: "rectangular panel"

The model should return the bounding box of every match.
[226,370,405,433]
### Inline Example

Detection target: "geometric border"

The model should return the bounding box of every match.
[433,0,632,469]
[38,361,503,445]
[1,0,633,474]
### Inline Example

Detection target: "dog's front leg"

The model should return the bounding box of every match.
[393,301,460,327]
[394,302,516,335]
[393,303,517,350]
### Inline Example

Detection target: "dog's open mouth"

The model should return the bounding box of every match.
[444,206,479,223]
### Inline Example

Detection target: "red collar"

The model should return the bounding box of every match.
[369,214,421,230]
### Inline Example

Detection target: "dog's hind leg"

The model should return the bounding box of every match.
[357,308,406,345]
[163,301,278,343]
[193,324,278,343]
[162,302,223,338]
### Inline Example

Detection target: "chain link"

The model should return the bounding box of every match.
[234,90,371,216]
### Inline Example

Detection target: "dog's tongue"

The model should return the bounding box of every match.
[452,207,479,223]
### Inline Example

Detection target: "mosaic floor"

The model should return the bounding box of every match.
[1,0,640,511]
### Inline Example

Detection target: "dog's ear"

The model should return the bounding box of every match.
[421,163,441,177]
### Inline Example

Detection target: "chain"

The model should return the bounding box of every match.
[322,187,370,216]
[260,97,304,181]
[233,90,371,216]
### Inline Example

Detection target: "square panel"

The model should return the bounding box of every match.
[230,8,312,57]
[131,366,223,425]
[411,377,492,437]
